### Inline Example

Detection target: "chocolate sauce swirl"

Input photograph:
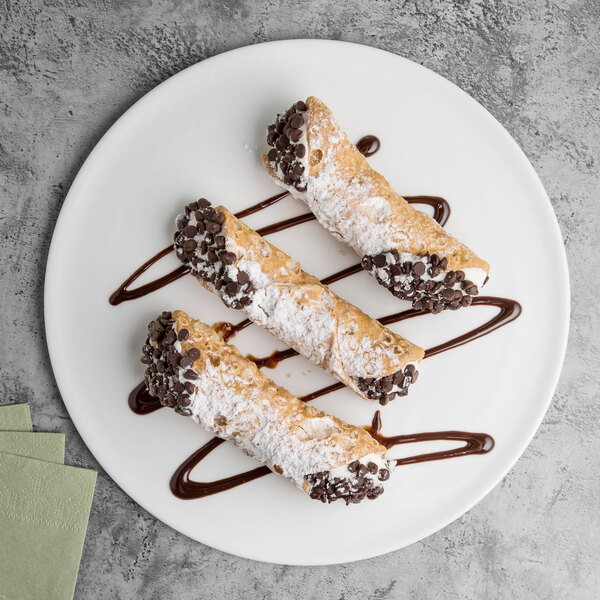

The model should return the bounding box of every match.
[167,407,494,500]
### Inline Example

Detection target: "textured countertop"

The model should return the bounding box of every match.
[1,1,598,598]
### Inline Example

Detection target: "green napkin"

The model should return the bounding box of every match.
[0,403,32,432]
[0,452,97,600]
[0,432,65,463]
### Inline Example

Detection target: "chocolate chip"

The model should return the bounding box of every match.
[197,198,210,208]
[367,462,378,474]
[188,348,200,360]
[295,100,307,111]
[225,281,239,296]
[179,356,193,368]
[221,251,236,265]
[183,239,196,252]
[413,262,426,276]
[183,369,197,380]
[183,225,197,238]
[294,144,306,158]
[177,329,189,342]
[207,250,218,263]
[378,469,390,481]
[361,256,373,270]
[373,254,387,268]
[206,222,221,234]
[348,461,359,473]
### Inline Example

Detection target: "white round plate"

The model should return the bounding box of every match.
[45,40,569,565]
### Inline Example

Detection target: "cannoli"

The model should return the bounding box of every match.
[173,199,424,406]
[141,310,391,504]
[262,97,490,313]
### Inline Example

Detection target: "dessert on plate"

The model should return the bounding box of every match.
[141,310,392,504]
[262,96,490,314]
[173,199,424,406]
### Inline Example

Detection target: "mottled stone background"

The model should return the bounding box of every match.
[1,0,598,598]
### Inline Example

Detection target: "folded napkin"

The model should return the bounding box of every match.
[0,432,64,463]
[0,403,32,432]
[0,404,97,600]
[0,453,97,600]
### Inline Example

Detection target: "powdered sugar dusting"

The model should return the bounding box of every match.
[164,322,387,489]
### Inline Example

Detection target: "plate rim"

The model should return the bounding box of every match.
[44,38,570,564]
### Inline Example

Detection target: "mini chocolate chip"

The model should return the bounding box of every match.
[197,198,210,208]
[455,270,465,282]
[373,254,387,268]
[413,299,423,310]
[206,222,220,234]
[361,256,373,270]
[225,281,239,296]
[289,113,303,128]
[412,262,426,276]
[179,356,193,368]
[207,250,218,263]
[381,380,393,393]
[220,252,235,265]
[183,369,197,380]
[367,462,378,474]
[348,461,359,473]
[461,295,473,306]
[188,348,200,360]
[289,128,302,142]
[439,257,448,270]
[294,144,306,158]
[177,329,189,342]
[467,285,478,295]
[179,395,191,407]
[184,382,195,394]
[183,239,196,252]
[441,288,455,301]
[378,469,390,481]
[295,100,307,111]
[237,271,249,284]
[140,356,151,364]
[183,225,197,238]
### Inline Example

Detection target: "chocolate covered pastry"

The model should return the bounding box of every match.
[173,199,424,406]
[141,310,391,504]
[262,97,490,313]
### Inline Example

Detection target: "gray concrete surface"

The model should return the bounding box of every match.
[1,1,598,598]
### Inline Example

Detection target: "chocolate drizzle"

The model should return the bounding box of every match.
[109,246,189,306]
[367,411,494,466]
[206,296,520,370]
[167,405,494,500]
[129,381,162,415]
[170,437,271,499]
[356,134,381,157]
